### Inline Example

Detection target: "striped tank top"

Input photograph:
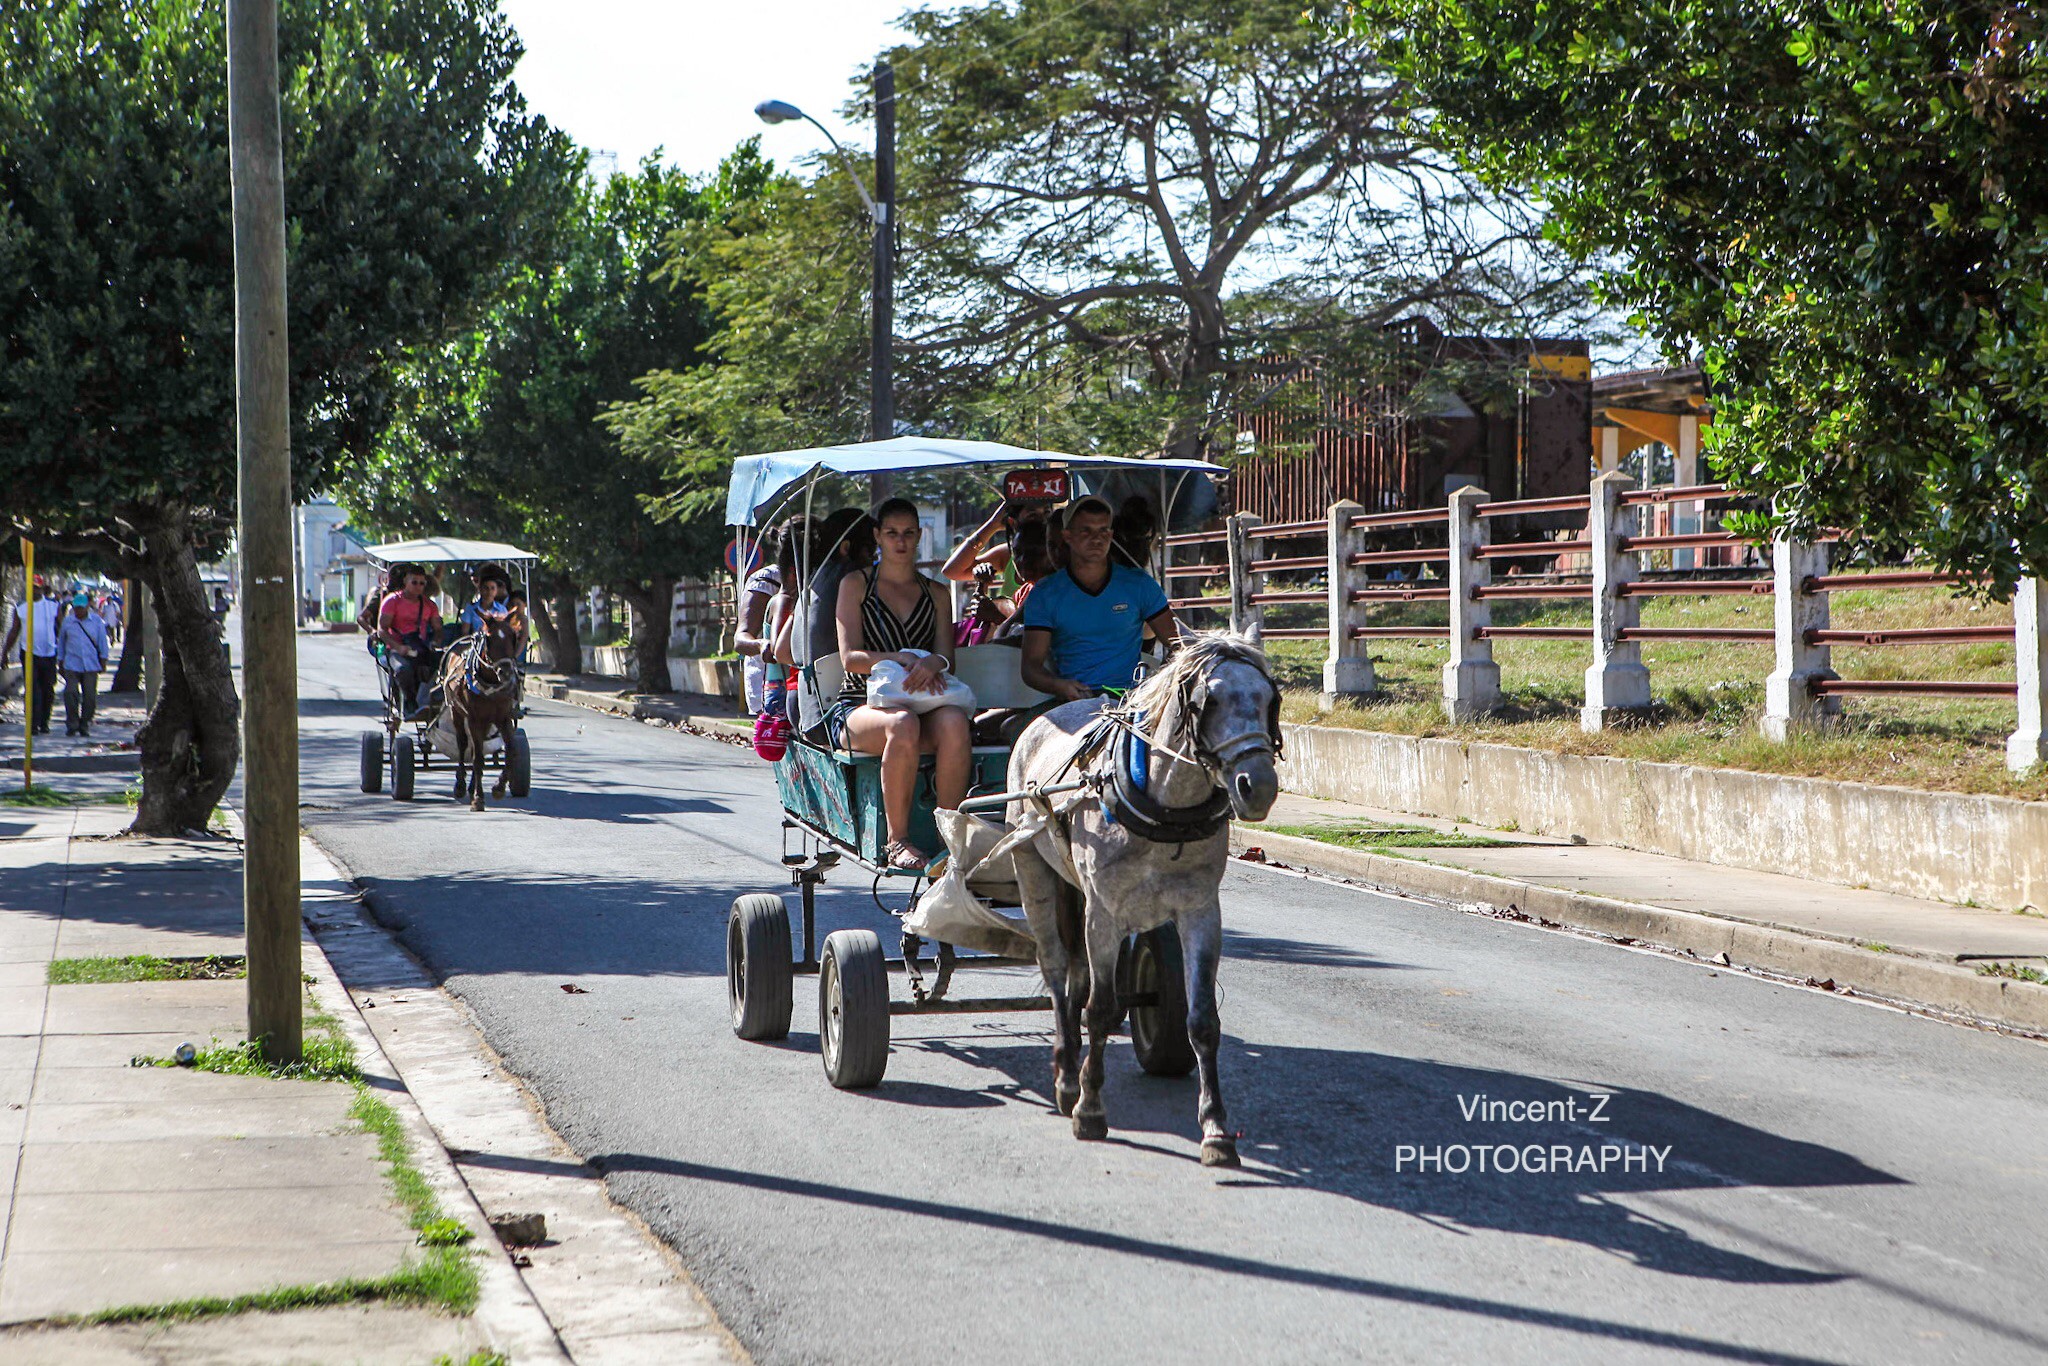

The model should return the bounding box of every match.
[838,569,939,702]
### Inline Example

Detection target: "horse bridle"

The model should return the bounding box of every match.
[460,629,520,698]
[1135,661,1284,786]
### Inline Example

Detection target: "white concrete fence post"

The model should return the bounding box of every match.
[1582,471,1652,731]
[1441,486,1499,721]
[1760,533,1838,740]
[1322,500,1376,705]
[2009,577,2048,773]
[1227,512,1265,640]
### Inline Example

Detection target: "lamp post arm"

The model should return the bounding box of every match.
[803,113,881,221]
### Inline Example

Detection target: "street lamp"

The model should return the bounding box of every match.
[755,59,895,450]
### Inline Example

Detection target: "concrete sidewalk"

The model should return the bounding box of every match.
[0,800,529,1361]
[1239,790,2048,1035]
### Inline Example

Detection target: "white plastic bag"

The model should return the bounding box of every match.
[866,649,975,714]
[904,808,1037,958]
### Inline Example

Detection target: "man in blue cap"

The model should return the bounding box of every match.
[56,591,110,738]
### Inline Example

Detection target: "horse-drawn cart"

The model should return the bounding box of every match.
[355,537,536,803]
[720,439,1243,1095]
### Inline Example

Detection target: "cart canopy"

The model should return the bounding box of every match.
[363,537,538,568]
[724,436,1225,527]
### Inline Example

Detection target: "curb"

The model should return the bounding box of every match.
[296,837,573,1364]
[524,675,751,744]
[1230,827,2048,1039]
[302,833,747,1365]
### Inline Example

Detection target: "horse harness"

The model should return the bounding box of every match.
[455,629,520,700]
[1048,660,1282,848]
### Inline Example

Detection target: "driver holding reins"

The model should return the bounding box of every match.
[1020,496,1179,702]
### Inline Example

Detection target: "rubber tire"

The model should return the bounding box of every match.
[359,732,383,794]
[728,895,794,1040]
[819,929,889,1089]
[391,737,416,802]
[507,730,532,798]
[1128,925,1196,1077]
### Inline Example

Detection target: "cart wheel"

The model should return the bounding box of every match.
[728,895,793,1041]
[358,732,383,794]
[507,730,532,798]
[1127,925,1195,1077]
[391,738,415,801]
[819,929,889,1089]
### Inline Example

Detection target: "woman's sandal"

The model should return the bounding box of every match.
[885,840,929,872]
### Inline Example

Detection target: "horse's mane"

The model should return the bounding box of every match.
[1123,630,1270,718]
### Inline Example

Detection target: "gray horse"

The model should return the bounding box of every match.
[1007,632,1280,1167]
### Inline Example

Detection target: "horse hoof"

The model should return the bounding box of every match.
[469,801,485,813]
[1200,1137,1241,1168]
[1054,1085,1080,1117]
[1072,1111,1108,1141]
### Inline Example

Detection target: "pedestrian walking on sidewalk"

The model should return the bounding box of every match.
[4,577,62,734]
[56,592,110,737]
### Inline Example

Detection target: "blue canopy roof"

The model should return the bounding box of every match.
[724,436,1225,526]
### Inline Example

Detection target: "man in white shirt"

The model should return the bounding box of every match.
[3,578,62,735]
[55,592,110,738]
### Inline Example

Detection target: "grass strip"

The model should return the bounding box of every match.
[1976,962,2048,984]
[48,954,246,985]
[77,1250,476,1326]
[1262,821,1518,851]
[1,784,135,807]
[119,999,480,1318]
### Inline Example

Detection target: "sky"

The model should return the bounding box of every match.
[497,0,934,179]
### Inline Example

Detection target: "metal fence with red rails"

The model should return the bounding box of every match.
[1158,470,2046,771]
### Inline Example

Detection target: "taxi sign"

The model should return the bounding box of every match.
[1003,469,1068,503]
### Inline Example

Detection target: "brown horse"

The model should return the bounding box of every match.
[441,610,524,811]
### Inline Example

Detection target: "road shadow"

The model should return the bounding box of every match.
[906,1029,1893,1290]
[1221,928,1419,970]
[586,1144,1864,1366]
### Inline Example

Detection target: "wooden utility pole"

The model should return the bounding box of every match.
[227,0,301,1063]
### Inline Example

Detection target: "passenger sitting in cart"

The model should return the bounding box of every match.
[828,497,972,871]
[458,562,513,636]
[379,563,444,719]
[1020,495,1179,702]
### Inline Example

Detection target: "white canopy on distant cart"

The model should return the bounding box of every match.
[362,538,538,568]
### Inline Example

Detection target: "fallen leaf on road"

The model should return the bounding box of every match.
[560,983,588,994]
[1238,847,1266,863]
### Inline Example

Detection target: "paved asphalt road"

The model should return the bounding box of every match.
[295,633,2048,1365]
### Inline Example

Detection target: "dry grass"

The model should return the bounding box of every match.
[1202,576,2043,801]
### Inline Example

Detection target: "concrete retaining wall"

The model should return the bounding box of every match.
[1279,723,2048,912]
[667,655,741,699]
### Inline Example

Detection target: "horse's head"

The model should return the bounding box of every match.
[481,612,523,665]
[1137,632,1281,822]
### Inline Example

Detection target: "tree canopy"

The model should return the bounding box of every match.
[887,0,1594,457]
[340,156,729,688]
[0,0,575,829]
[1375,0,2048,591]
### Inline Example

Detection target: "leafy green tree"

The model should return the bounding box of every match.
[1375,0,2048,590]
[340,158,726,691]
[886,0,1593,458]
[0,0,574,831]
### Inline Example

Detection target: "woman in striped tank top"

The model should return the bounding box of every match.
[828,498,972,870]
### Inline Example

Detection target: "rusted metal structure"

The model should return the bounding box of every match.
[1228,319,1592,526]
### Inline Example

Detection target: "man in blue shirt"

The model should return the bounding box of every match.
[1020,496,1177,701]
[55,592,110,738]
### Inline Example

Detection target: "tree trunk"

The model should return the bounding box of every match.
[110,579,144,693]
[543,573,582,676]
[132,519,241,836]
[620,577,675,694]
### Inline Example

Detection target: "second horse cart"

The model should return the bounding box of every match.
[355,536,536,802]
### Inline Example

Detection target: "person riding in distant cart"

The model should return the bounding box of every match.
[379,563,442,719]
[458,562,514,637]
